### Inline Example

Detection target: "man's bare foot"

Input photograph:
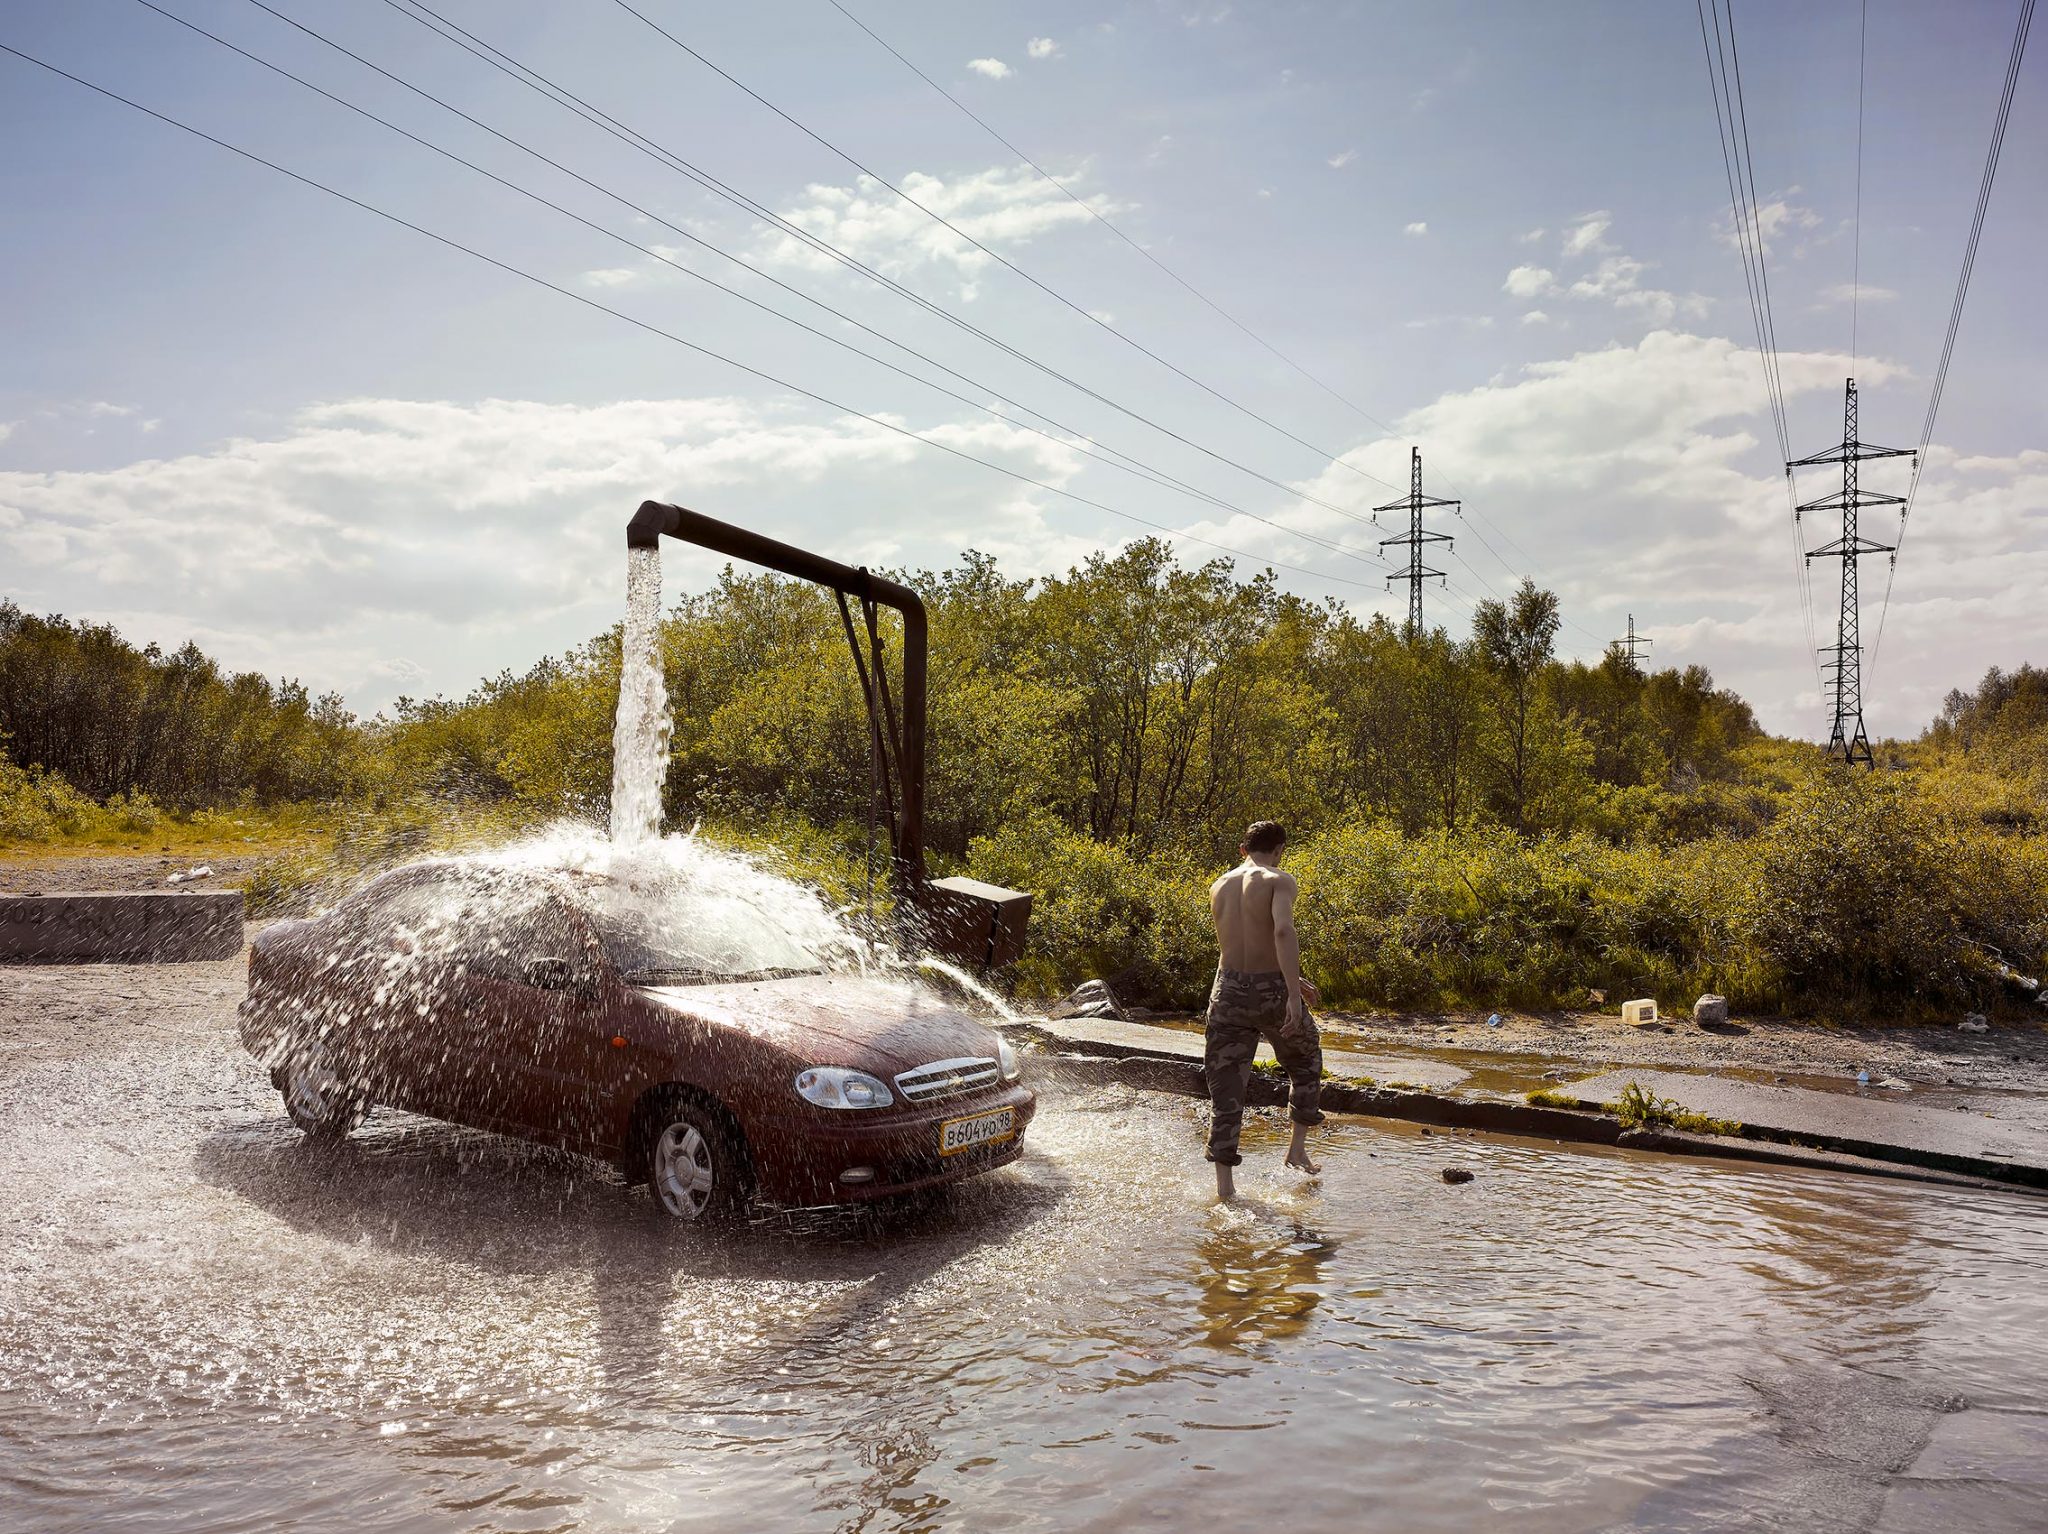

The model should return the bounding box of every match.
[1286,1126,1321,1176]
[1214,1164,1237,1202]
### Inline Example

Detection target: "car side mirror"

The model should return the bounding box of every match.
[524,956,575,991]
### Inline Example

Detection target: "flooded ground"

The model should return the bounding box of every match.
[3,967,2047,1532]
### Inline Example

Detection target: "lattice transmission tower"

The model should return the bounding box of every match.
[1612,613,1652,675]
[1372,447,1456,637]
[1788,377,1914,767]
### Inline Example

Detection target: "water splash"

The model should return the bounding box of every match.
[487,822,870,977]
[609,544,671,846]
[916,956,1020,1021]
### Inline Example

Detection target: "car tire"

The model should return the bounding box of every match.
[280,1053,367,1140]
[640,1095,747,1224]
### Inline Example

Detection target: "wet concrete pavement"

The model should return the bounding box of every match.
[1565,1069,2048,1186]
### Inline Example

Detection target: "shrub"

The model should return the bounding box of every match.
[0,759,98,842]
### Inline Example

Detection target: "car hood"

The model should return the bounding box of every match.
[631,971,1001,1073]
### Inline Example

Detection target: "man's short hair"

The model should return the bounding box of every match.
[1243,821,1286,854]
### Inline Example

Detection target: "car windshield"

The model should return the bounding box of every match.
[574,877,830,982]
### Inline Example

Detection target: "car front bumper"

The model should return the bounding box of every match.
[747,1082,1037,1205]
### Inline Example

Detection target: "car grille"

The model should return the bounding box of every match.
[894,1056,1000,1103]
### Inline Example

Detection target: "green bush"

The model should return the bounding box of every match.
[0,759,97,842]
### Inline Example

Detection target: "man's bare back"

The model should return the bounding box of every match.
[1210,861,1291,977]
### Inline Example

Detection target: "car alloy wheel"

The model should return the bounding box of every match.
[653,1121,719,1221]
[281,1055,364,1139]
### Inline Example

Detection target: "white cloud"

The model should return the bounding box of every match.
[1504,265,1555,299]
[1567,255,1709,324]
[580,268,640,288]
[1517,227,1547,244]
[1818,282,1899,306]
[1404,221,1429,237]
[1717,190,1825,256]
[756,164,1119,296]
[966,58,1012,79]
[0,422,14,443]
[1256,187,1274,200]
[1403,314,1493,331]
[1561,211,1612,257]
[0,396,1086,708]
[1327,149,1357,169]
[1026,37,1059,60]
[1520,310,1551,326]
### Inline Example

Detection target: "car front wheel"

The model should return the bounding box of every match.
[643,1098,746,1224]
[280,1055,367,1140]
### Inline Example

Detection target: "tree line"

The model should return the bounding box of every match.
[3,553,2041,1019]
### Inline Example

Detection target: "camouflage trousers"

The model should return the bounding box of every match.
[1203,968,1323,1166]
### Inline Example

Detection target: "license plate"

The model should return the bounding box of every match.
[939,1107,1016,1156]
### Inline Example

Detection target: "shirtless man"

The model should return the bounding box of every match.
[1204,820,1323,1200]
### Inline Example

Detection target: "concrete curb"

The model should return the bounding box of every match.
[0,891,245,963]
[1012,1021,2038,1196]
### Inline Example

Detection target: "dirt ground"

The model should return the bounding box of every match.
[0,849,270,895]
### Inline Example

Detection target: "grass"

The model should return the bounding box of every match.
[0,798,332,858]
[1524,1088,1580,1110]
[1610,1079,1743,1137]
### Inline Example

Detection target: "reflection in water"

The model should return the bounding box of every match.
[1195,1213,1335,1351]
[3,1045,2047,1534]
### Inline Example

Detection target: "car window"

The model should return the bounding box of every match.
[341,868,471,959]
[464,893,588,986]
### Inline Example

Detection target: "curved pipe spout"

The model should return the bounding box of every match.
[626,501,928,887]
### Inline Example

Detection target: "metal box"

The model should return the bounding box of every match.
[913,876,1033,969]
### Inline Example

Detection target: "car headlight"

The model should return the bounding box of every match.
[794,1066,895,1110]
[997,1034,1022,1082]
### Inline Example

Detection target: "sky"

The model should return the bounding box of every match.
[1,0,2041,739]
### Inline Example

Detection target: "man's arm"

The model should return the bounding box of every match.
[1270,873,1312,1021]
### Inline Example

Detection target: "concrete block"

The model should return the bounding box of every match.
[0,891,244,963]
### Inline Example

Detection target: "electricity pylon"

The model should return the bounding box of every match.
[1372,446,1456,637]
[1612,613,1652,675]
[1788,377,1914,768]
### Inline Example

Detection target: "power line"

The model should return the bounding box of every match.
[606,0,1406,498]
[828,0,1645,660]
[821,0,1406,441]
[141,0,1399,576]
[1695,0,1825,696]
[0,40,1393,597]
[385,0,1602,649]
[368,0,1407,525]
[1872,0,2034,663]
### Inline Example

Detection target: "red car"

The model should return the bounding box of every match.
[237,858,1034,1221]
